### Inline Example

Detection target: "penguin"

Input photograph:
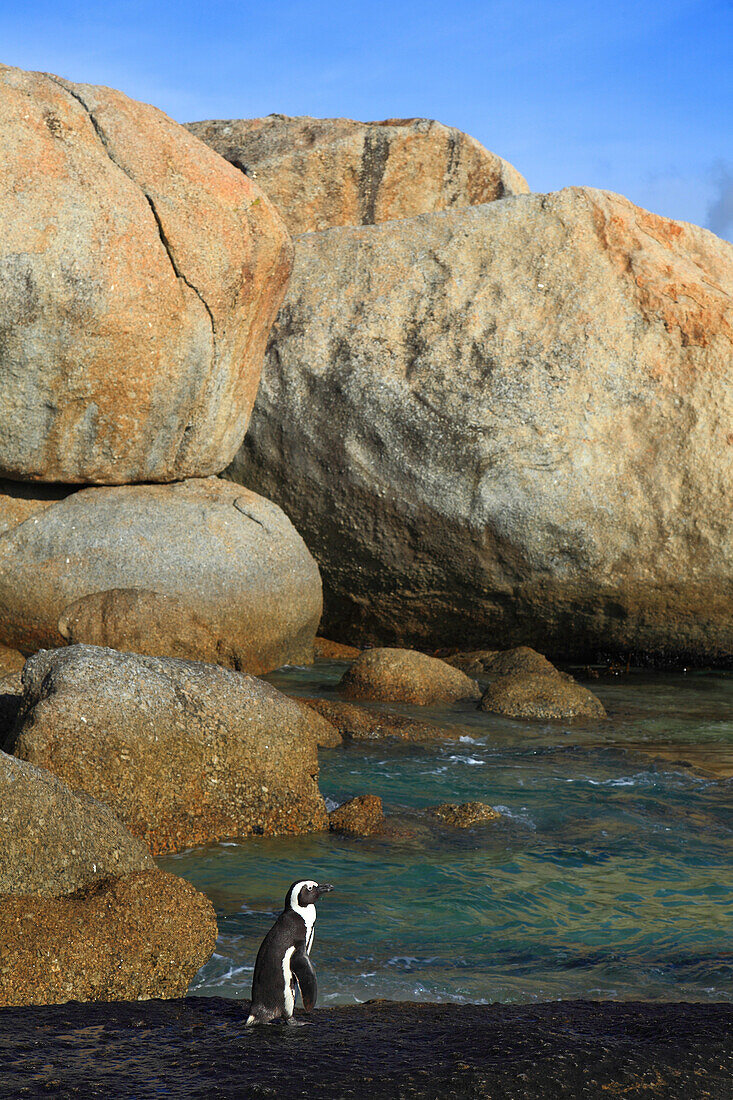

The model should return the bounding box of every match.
[246,879,333,1027]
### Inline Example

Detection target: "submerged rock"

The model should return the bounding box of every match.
[0,477,321,674]
[428,801,501,828]
[229,188,733,665]
[186,115,528,235]
[329,795,384,836]
[299,697,451,743]
[8,646,328,855]
[0,63,292,484]
[339,648,481,706]
[0,751,153,897]
[0,870,217,1006]
[480,672,607,721]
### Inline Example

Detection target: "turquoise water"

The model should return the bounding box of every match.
[162,663,733,1006]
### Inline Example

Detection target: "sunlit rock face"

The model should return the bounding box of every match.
[0,64,292,484]
[228,187,733,663]
[186,114,529,234]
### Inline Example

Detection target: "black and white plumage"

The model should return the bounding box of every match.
[246,879,333,1027]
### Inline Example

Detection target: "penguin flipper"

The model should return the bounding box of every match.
[291,946,318,1010]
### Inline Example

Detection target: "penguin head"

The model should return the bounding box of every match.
[285,879,334,912]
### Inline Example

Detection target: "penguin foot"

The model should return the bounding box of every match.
[284,1016,307,1027]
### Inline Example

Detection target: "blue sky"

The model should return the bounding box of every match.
[3,0,732,238]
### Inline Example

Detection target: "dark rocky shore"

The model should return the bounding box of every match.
[2,998,731,1099]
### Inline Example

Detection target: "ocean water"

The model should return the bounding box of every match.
[161,663,733,1006]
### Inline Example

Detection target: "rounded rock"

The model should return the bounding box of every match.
[0,477,321,674]
[0,64,292,483]
[229,188,733,664]
[479,672,607,721]
[339,648,481,706]
[8,645,330,855]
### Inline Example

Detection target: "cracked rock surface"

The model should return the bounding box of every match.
[0,63,292,483]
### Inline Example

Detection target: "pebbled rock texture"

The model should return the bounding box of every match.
[0,750,153,897]
[328,795,384,836]
[339,648,481,706]
[229,188,733,664]
[0,477,321,673]
[185,115,529,235]
[480,671,607,721]
[0,63,292,483]
[0,870,217,1006]
[7,645,329,855]
[428,801,501,827]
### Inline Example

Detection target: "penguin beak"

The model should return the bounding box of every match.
[316,884,334,897]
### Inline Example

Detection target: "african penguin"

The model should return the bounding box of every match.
[246,879,334,1026]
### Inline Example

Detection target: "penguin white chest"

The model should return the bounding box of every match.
[282,946,296,1015]
[302,904,316,953]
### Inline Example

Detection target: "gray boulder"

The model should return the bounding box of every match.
[227,187,733,664]
[0,477,321,674]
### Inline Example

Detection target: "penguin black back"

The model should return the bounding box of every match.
[246,879,333,1026]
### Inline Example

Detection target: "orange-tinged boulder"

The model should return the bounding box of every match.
[186,115,529,235]
[0,64,292,483]
[229,188,733,664]
[339,648,481,706]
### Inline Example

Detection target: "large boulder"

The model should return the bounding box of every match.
[228,188,733,664]
[186,115,529,235]
[7,645,329,855]
[0,750,153,897]
[339,648,481,705]
[0,64,292,484]
[0,477,321,673]
[0,870,217,1006]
